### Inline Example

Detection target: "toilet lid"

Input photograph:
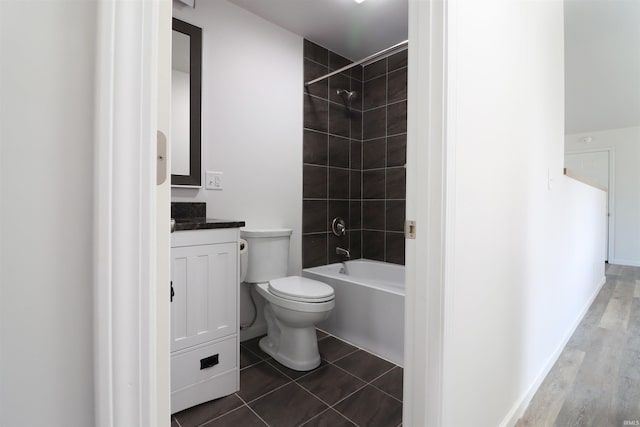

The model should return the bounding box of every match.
[268,276,335,303]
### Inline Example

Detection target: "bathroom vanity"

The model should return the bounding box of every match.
[170,204,245,413]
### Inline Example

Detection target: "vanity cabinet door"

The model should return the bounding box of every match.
[171,242,237,352]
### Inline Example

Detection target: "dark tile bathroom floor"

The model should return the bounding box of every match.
[171,331,403,427]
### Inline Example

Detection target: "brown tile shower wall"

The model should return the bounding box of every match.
[302,39,407,268]
[302,40,363,268]
[361,51,407,265]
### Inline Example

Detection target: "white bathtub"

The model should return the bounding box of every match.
[302,260,405,365]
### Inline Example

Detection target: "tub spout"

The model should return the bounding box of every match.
[336,247,350,258]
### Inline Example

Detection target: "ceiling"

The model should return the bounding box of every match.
[565,0,640,134]
[227,0,408,61]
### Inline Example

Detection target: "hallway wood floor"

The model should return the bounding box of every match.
[517,264,640,427]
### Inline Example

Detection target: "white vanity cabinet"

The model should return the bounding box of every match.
[170,227,240,414]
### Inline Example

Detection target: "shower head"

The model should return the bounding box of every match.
[337,89,357,103]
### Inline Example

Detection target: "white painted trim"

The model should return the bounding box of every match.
[610,259,640,267]
[404,0,448,425]
[94,0,161,425]
[499,276,607,427]
[565,147,615,261]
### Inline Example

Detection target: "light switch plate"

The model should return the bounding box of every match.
[205,171,223,190]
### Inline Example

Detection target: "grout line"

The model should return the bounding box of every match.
[292,380,364,426]
[302,231,332,236]
[370,382,403,404]
[173,416,183,427]
[196,400,246,427]
[307,359,369,405]
[265,359,317,382]
[304,127,364,141]
[298,408,333,427]
[327,165,355,172]
[306,93,365,115]
[234,393,271,427]
[265,326,403,424]
[383,58,389,263]
[368,365,398,383]
[240,342,270,361]
[328,381,369,410]
[327,346,361,364]
[361,98,407,114]
[347,73,353,256]
[304,56,358,79]
[239,345,269,370]
[324,335,400,382]
[362,131,407,143]
[295,377,340,408]
[243,378,293,405]
[362,165,406,172]
[329,361,402,405]
[325,90,330,266]
[332,409,360,427]
[360,92,364,257]
[240,361,261,371]
[387,65,408,75]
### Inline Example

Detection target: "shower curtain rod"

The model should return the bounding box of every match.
[304,39,408,87]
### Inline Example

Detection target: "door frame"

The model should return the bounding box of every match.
[93,0,166,425]
[403,0,449,425]
[565,147,615,262]
[93,0,451,425]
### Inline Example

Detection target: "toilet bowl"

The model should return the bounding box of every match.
[240,228,335,371]
[255,277,334,371]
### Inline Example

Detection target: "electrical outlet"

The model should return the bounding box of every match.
[206,171,223,190]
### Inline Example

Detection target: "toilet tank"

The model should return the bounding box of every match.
[241,228,293,283]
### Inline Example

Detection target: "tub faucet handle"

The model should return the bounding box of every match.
[331,217,346,236]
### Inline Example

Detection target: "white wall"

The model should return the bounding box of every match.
[0,1,96,426]
[566,127,640,266]
[443,1,606,425]
[171,1,303,337]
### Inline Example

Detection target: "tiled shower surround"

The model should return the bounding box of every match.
[302,40,407,268]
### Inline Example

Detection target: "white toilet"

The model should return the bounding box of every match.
[240,228,335,371]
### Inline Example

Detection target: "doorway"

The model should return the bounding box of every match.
[565,149,614,261]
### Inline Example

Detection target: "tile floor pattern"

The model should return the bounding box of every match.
[172,330,403,427]
[517,264,640,426]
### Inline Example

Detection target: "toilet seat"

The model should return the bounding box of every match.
[268,276,334,303]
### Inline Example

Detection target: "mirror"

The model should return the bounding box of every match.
[171,18,202,187]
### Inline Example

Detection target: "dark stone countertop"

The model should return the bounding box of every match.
[174,217,245,231]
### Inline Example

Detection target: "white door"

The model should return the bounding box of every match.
[565,151,611,261]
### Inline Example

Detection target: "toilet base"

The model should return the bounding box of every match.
[259,335,321,371]
[254,282,334,371]
[259,303,326,371]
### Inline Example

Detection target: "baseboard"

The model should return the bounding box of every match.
[499,275,607,427]
[239,323,267,342]
[610,259,640,267]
